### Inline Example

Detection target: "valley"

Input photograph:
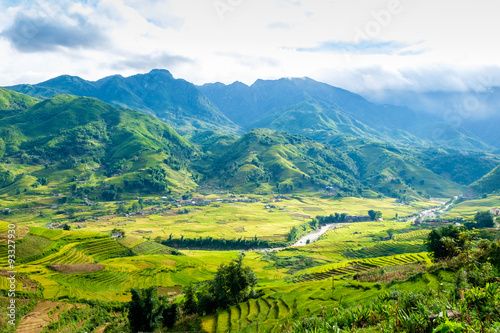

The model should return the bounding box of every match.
[0,73,499,332]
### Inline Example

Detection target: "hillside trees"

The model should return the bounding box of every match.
[0,170,15,188]
[123,165,170,193]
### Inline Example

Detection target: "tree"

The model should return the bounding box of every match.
[474,210,495,228]
[37,177,48,186]
[181,283,198,315]
[116,204,127,214]
[128,287,177,332]
[129,287,159,332]
[62,223,71,231]
[0,170,15,188]
[65,207,77,219]
[211,252,258,308]
[425,225,466,260]
[131,202,140,212]
[197,290,217,315]
[387,228,395,240]
[288,226,299,241]
[368,210,382,221]
[160,302,178,329]
[180,253,259,316]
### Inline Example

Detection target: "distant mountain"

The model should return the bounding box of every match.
[200,77,421,129]
[6,69,240,135]
[200,78,492,151]
[349,143,467,198]
[463,115,500,149]
[249,101,428,147]
[0,93,199,195]
[362,88,500,148]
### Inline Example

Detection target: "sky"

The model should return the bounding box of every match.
[1,0,500,97]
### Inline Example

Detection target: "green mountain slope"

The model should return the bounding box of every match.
[0,87,39,111]
[0,95,198,196]
[348,143,466,198]
[410,122,492,151]
[468,164,500,196]
[197,128,361,194]
[421,149,500,186]
[6,70,240,135]
[251,101,427,147]
[194,129,467,199]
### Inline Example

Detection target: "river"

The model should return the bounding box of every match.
[256,198,453,253]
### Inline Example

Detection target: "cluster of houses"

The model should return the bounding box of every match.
[490,208,500,216]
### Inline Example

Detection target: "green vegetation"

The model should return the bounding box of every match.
[0,87,39,111]
[181,253,259,316]
[474,210,495,228]
[368,209,382,221]
[469,164,500,196]
[0,88,499,332]
[128,286,178,331]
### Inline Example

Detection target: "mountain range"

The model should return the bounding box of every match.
[199,77,494,150]
[6,69,496,151]
[364,88,500,148]
[2,70,500,198]
[6,69,239,135]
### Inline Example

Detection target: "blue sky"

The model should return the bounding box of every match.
[0,0,499,96]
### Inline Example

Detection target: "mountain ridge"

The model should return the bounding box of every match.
[4,69,496,152]
[6,69,240,135]
[199,77,493,151]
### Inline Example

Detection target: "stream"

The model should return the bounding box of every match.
[256,223,345,253]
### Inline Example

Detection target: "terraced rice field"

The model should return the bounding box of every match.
[77,237,128,261]
[28,243,94,265]
[342,241,427,259]
[203,296,293,333]
[392,229,430,241]
[294,253,430,283]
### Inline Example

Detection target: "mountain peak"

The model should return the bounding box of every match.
[147,69,174,79]
[41,74,87,85]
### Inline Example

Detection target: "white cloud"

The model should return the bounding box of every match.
[0,0,499,97]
